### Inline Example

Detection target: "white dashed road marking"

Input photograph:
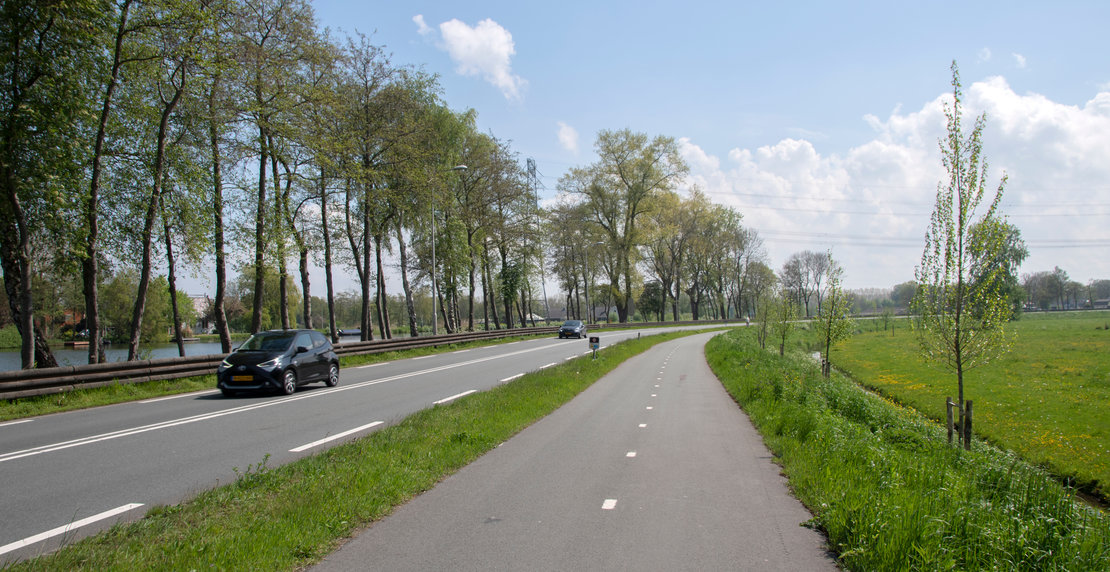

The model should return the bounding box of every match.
[290,421,384,452]
[0,503,144,557]
[434,390,477,405]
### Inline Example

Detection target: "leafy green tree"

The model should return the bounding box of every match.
[560,129,688,323]
[890,281,918,309]
[1090,279,1110,302]
[638,280,665,322]
[770,288,799,357]
[0,1,107,367]
[968,219,1027,319]
[912,62,1012,449]
[742,260,776,322]
[236,0,316,334]
[816,258,854,377]
[229,265,302,333]
[101,271,172,344]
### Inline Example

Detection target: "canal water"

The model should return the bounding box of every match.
[0,336,363,372]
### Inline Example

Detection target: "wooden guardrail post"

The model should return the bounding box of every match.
[946,397,954,445]
[964,400,973,450]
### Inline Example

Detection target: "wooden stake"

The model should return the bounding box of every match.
[964,400,973,450]
[946,397,954,445]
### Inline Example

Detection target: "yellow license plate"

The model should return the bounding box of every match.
[232,375,253,382]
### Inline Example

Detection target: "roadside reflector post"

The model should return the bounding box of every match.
[589,336,600,359]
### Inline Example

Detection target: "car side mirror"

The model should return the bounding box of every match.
[296,345,310,354]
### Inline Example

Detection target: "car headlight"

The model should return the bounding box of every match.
[257,356,282,370]
[218,358,231,370]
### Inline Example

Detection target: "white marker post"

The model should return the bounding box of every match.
[589,336,600,359]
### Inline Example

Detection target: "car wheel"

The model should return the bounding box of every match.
[325,363,339,387]
[281,369,297,395]
[220,388,234,397]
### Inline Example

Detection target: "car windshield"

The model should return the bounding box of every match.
[562,320,582,327]
[238,332,295,352]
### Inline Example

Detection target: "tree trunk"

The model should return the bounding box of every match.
[396,219,418,337]
[374,233,389,339]
[208,72,232,353]
[0,232,55,369]
[129,82,183,361]
[161,194,185,357]
[322,175,338,342]
[299,245,312,330]
[483,243,500,329]
[250,124,268,334]
[344,184,366,336]
[466,230,477,331]
[480,267,490,330]
[272,147,289,330]
[361,193,374,341]
[83,1,133,365]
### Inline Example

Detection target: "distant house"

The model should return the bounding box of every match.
[1094,299,1110,310]
[191,295,211,332]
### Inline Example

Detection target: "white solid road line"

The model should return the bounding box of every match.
[139,390,220,404]
[499,373,524,382]
[539,363,556,369]
[0,419,33,428]
[356,362,390,369]
[434,390,477,405]
[290,421,384,453]
[0,503,144,556]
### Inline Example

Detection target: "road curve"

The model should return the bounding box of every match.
[0,326,711,564]
[314,331,836,571]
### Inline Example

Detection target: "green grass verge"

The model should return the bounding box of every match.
[9,329,704,571]
[705,328,1110,571]
[834,311,1110,501]
[0,333,559,422]
[0,375,217,422]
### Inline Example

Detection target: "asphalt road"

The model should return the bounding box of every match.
[314,331,836,571]
[0,326,705,565]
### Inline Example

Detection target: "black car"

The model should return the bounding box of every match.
[558,319,587,339]
[217,330,339,396]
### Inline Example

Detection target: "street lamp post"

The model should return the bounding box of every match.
[433,165,467,335]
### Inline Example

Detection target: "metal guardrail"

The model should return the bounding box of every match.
[0,319,738,400]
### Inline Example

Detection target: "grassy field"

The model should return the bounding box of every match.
[706,328,1110,571]
[833,311,1110,501]
[8,330,705,570]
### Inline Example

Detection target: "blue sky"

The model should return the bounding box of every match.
[308,0,1110,291]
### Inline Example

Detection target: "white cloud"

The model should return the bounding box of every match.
[413,14,432,36]
[978,47,992,62]
[679,77,1110,288]
[1013,53,1027,68]
[437,18,527,101]
[557,121,579,154]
